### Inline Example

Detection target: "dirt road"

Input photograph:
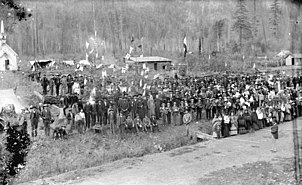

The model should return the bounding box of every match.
[20,119,297,185]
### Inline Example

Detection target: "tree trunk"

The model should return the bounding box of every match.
[261,18,267,53]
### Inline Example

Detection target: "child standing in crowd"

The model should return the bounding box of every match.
[212,113,222,139]
[183,110,192,137]
[270,118,279,152]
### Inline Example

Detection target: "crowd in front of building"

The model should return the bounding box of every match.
[20,70,302,140]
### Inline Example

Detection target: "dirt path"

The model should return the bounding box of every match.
[19,119,297,185]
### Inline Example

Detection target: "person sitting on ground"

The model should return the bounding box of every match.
[125,115,135,134]
[150,114,159,132]
[134,114,142,132]
[143,115,152,132]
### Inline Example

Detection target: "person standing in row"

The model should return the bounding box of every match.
[54,74,61,96]
[41,104,52,137]
[41,74,49,95]
[30,106,40,138]
[183,109,192,137]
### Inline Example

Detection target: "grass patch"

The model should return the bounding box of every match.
[15,123,209,183]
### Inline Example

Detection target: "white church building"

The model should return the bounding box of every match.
[0,20,19,71]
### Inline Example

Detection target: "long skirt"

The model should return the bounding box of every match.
[230,125,238,136]
[258,119,264,129]
[222,123,230,137]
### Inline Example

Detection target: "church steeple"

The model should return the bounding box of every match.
[0,20,7,44]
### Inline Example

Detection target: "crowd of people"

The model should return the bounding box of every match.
[21,70,302,140]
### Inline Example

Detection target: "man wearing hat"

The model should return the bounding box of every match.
[183,109,192,137]
[66,74,74,94]
[18,108,28,134]
[54,74,61,96]
[41,74,49,95]
[30,105,40,138]
[41,104,52,137]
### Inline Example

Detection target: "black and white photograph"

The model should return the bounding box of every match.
[0,0,302,184]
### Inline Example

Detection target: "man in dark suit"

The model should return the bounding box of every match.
[83,102,92,130]
[41,74,49,95]
[91,102,98,127]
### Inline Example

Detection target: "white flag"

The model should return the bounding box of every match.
[253,63,256,69]
[96,52,99,58]
[89,48,94,55]
[143,63,146,69]
[86,41,89,49]
[125,53,131,60]
[129,46,134,54]
[102,70,107,78]
[102,55,105,61]
[209,55,211,60]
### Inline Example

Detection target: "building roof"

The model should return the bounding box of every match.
[285,53,302,59]
[126,56,172,63]
[0,43,18,58]
[293,54,302,58]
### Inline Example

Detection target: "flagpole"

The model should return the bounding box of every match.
[92,0,97,67]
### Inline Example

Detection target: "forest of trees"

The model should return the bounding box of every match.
[0,0,301,65]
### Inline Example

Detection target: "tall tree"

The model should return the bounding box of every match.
[269,0,282,38]
[213,19,225,52]
[232,0,252,52]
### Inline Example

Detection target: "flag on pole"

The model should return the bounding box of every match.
[102,70,107,78]
[86,41,89,49]
[183,36,188,58]
[125,53,131,60]
[86,53,89,61]
[89,48,94,55]
[129,46,134,54]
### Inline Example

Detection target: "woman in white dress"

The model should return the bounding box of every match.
[229,111,238,136]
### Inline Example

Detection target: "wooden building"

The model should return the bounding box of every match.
[0,20,19,71]
[285,54,302,66]
[124,56,172,71]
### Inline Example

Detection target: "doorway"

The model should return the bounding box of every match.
[154,63,157,71]
[292,58,295,65]
[5,60,9,70]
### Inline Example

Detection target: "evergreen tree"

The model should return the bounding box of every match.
[232,0,252,52]
[269,0,282,38]
[0,124,31,184]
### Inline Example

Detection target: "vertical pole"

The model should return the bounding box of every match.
[93,0,96,67]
